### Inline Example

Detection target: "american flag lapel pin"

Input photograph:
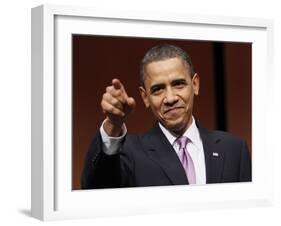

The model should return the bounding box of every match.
[212,152,219,157]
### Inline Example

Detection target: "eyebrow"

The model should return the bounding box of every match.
[171,78,187,86]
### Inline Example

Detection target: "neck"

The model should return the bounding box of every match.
[160,117,194,137]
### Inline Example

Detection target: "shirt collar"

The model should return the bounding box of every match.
[158,116,201,150]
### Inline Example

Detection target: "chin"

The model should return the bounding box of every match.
[163,121,186,134]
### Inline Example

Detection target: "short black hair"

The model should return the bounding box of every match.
[140,44,195,87]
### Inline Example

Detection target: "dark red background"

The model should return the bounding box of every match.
[72,35,252,190]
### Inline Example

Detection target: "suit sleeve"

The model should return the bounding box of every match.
[80,131,134,189]
[239,140,252,182]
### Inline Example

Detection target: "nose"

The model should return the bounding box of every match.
[163,87,178,105]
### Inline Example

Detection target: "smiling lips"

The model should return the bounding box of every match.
[163,107,184,117]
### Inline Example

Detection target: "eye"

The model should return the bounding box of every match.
[172,79,187,88]
[150,84,164,95]
[151,87,162,94]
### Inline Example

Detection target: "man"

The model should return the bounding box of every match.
[81,44,252,189]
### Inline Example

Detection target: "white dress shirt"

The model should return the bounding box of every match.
[158,117,206,185]
[100,117,206,185]
[100,120,127,155]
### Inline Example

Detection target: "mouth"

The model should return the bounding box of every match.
[163,107,184,117]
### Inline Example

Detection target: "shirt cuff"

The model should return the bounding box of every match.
[100,119,127,155]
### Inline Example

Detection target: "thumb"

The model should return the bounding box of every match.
[126,97,136,110]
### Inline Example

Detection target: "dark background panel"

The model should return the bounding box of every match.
[224,43,252,152]
[72,35,251,190]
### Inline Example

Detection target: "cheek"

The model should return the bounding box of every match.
[149,98,163,114]
[186,97,192,107]
[182,91,193,105]
[179,96,194,113]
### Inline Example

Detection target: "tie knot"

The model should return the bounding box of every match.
[176,136,189,149]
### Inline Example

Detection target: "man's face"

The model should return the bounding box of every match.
[139,57,199,135]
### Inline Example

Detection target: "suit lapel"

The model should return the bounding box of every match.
[142,122,225,184]
[143,124,188,185]
[197,124,225,183]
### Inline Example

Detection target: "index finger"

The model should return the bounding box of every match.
[112,78,123,90]
[111,78,129,100]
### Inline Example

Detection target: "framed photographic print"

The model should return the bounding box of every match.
[31,4,274,221]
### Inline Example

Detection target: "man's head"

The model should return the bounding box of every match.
[139,44,199,135]
[140,44,195,87]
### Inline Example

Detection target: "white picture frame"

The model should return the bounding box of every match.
[31,4,274,221]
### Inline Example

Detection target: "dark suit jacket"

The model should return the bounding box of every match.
[81,123,252,189]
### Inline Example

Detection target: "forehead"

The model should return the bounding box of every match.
[145,57,191,82]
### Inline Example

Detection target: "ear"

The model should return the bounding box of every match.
[192,73,200,96]
[139,86,150,108]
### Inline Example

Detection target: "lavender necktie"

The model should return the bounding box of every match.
[176,136,196,184]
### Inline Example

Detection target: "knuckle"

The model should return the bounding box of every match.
[102,92,108,99]
[115,89,122,96]
[106,105,114,113]
[105,86,113,93]
[102,92,111,101]
[112,99,119,107]
[100,100,108,111]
